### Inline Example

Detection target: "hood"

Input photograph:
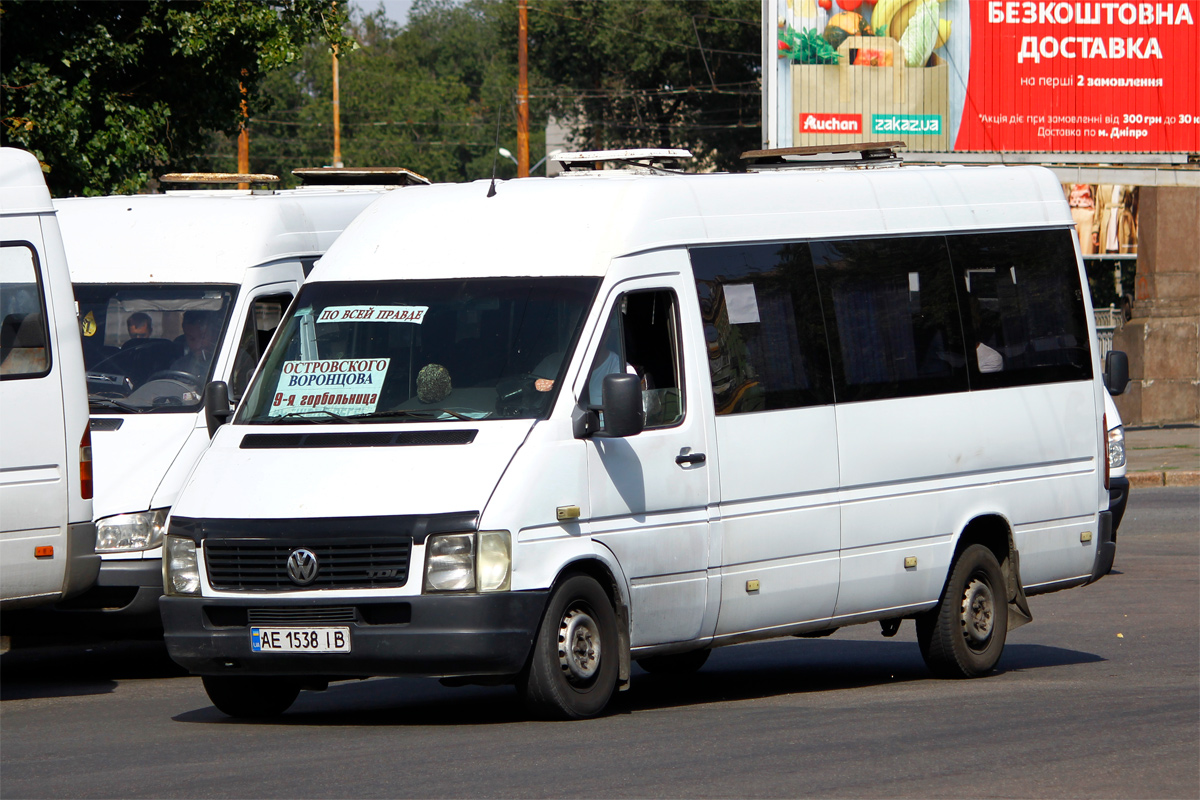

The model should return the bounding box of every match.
[171,420,536,521]
[90,413,199,519]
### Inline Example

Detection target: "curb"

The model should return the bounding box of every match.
[1127,470,1200,488]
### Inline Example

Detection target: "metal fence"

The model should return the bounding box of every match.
[1095,304,1121,359]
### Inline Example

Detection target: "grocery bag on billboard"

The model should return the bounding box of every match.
[793,36,949,150]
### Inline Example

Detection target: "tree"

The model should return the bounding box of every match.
[518,0,761,169]
[0,0,352,196]
[214,0,543,185]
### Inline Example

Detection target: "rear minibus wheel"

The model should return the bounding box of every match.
[636,648,710,675]
[202,675,300,718]
[916,544,1009,678]
[520,574,619,719]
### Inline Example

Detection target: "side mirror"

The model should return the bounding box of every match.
[204,380,233,437]
[596,373,644,438]
[1104,350,1129,396]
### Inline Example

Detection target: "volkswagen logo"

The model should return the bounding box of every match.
[286,548,319,586]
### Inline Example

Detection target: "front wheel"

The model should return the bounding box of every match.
[202,675,300,718]
[916,544,1009,678]
[520,574,619,719]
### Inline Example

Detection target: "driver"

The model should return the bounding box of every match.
[170,309,221,378]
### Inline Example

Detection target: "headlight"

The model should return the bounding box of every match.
[163,535,200,596]
[423,531,512,593]
[1108,425,1126,469]
[97,509,169,552]
[477,531,512,592]
[424,533,475,592]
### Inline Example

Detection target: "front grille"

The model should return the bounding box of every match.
[247,606,357,624]
[204,538,411,591]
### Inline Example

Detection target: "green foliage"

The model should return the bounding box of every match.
[3,0,764,193]
[1,0,352,196]
[519,0,761,170]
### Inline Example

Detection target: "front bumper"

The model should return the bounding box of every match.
[1089,510,1116,583]
[63,521,101,599]
[160,591,550,679]
[1108,476,1130,533]
[55,558,163,621]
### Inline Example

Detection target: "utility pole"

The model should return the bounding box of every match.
[333,43,343,168]
[517,0,529,177]
[237,68,250,190]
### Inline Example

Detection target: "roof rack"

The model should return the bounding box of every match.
[553,148,693,175]
[741,142,906,171]
[159,172,281,185]
[292,166,431,186]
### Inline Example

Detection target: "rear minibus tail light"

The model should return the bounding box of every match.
[80,427,93,500]
[1102,413,1110,491]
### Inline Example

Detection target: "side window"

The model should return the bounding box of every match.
[0,243,50,379]
[812,236,968,403]
[585,290,684,428]
[230,293,293,401]
[948,229,1093,389]
[691,242,832,414]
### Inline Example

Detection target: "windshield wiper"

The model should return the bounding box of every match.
[89,398,143,413]
[262,409,354,424]
[347,408,474,422]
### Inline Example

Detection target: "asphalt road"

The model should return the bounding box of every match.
[2,487,1197,799]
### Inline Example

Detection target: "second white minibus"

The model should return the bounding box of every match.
[160,150,1126,719]
[48,171,424,627]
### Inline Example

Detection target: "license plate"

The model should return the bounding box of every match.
[251,627,351,653]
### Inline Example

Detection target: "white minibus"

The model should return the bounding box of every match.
[49,171,424,626]
[0,148,98,612]
[160,149,1128,719]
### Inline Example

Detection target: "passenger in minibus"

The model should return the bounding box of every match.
[125,312,152,340]
[171,310,220,378]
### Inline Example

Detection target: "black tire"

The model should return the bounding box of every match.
[636,648,710,675]
[520,574,619,720]
[916,544,1009,678]
[202,675,300,718]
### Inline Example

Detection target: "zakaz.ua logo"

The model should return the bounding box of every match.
[873,114,942,134]
[801,113,862,133]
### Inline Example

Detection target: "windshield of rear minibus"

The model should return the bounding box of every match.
[74,284,235,413]
[238,278,599,424]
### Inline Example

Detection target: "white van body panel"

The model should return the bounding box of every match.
[0,148,96,608]
[174,421,534,524]
[322,167,1072,285]
[90,415,198,523]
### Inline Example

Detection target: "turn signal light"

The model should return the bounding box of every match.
[80,427,93,500]
[34,546,54,558]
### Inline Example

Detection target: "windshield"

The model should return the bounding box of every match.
[74,284,236,413]
[239,278,599,424]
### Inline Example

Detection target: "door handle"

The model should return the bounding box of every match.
[675,452,706,465]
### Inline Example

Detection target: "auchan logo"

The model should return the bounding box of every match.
[801,113,862,133]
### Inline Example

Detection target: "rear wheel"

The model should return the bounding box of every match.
[917,544,1009,678]
[520,574,619,719]
[202,675,300,718]
[636,648,710,675]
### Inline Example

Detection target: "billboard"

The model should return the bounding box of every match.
[768,0,1200,153]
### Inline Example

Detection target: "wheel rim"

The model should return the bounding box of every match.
[558,605,601,684]
[960,574,995,651]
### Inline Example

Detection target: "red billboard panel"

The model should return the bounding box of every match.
[956,1,1200,151]
[778,0,1199,152]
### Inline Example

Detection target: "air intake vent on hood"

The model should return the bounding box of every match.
[240,430,477,449]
